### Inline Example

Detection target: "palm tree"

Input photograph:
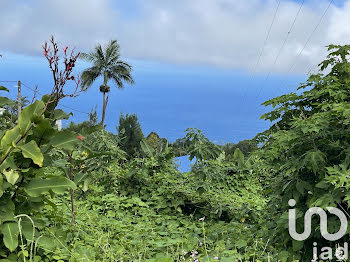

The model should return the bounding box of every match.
[80,40,134,128]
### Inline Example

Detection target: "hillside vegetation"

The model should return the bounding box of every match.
[1,39,350,261]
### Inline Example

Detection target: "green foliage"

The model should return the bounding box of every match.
[171,137,190,157]
[2,222,19,252]
[25,177,76,197]
[146,131,160,149]
[66,108,99,134]
[257,44,350,260]
[7,38,350,262]
[185,128,222,162]
[49,131,80,151]
[0,91,83,258]
[222,139,258,160]
[44,144,271,261]
[117,113,144,157]
[146,131,169,153]
[0,87,15,130]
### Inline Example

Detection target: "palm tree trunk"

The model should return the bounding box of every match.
[100,72,108,128]
[101,91,106,128]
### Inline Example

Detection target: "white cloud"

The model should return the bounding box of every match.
[0,0,117,54]
[0,0,349,74]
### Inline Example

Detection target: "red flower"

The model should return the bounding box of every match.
[77,136,84,140]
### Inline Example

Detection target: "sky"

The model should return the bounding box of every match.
[0,0,349,143]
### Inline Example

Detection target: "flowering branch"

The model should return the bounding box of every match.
[42,36,82,107]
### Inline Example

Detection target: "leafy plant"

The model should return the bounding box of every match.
[258,44,350,260]
[184,128,222,162]
[117,113,144,157]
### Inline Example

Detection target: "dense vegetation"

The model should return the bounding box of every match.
[1,38,350,261]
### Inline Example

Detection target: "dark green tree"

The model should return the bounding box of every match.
[146,132,169,152]
[117,113,144,157]
[259,45,350,260]
[146,132,160,150]
[222,139,258,160]
[80,40,134,128]
[171,137,190,157]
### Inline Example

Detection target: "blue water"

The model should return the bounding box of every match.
[0,53,305,144]
[175,156,196,173]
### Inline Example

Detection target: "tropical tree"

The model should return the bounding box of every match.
[258,45,350,260]
[117,113,144,157]
[184,128,222,162]
[80,40,134,128]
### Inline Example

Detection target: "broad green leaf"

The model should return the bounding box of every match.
[20,220,35,241]
[82,178,90,192]
[0,157,17,173]
[0,195,16,224]
[292,239,304,251]
[54,109,72,120]
[140,139,154,157]
[0,126,21,153]
[277,251,289,262]
[20,141,43,167]
[2,222,19,252]
[18,100,45,134]
[233,148,245,168]
[29,118,57,146]
[25,177,76,197]
[0,254,18,262]
[0,195,15,213]
[302,150,326,174]
[0,86,9,92]
[36,236,60,252]
[235,239,247,248]
[2,170,19,185]
[0,174,3,197]
[74,173,87,185]
[0,97,15,107]
[49,131,79,151]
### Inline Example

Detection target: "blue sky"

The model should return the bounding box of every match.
[0,0,348,143]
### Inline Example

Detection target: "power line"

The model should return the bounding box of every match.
[3,80,90,116]
[21,82,39,93]
[22,82,90,115]
[256,0,305,99]
[271,0,305,69]
[241,0,281,99]
[60,104,90,115]
[286,0,333,75]
[274,0,333,97]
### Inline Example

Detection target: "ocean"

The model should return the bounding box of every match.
[0,53,305,144]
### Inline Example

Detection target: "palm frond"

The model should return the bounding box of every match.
[80,40,134,92]
[105,40,120,65]
[81,66,102,90]
[111,75,124,89]
[108,65,134,89]
[94,44,105,64]
[79,52,95,62]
